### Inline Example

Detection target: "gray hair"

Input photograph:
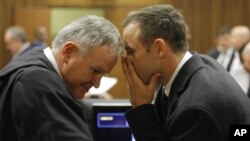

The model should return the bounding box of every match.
[6,26,27,43]
[52,15,123,56]
[122,5,188,52]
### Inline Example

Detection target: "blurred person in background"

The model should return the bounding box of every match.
[229,25,250,93]
[208,26,234,71]
[239,42,250,97]
[30,25,48,48]
[4,26,31,59]
[231,25,250,51]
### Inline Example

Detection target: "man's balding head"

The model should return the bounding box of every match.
[231,25,250,49]
[4,26,28,56]
[240,42,250,73]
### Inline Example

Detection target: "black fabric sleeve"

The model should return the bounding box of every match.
[168,107,224,141]
[125,104,163,141]
[125,105,224,141]
[11,68,94,141]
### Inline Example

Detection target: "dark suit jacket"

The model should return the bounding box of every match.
[125,54,250,141]
[0,48,93,141]
[207,48,220,59]
[207,48,235,71]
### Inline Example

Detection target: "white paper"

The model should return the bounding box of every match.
[88,76,118,95]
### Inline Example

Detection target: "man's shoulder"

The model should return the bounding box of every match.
[176,53,245,104]
[207,48,220,59]
[14,66,61,87]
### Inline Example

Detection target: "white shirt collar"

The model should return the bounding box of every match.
[164,51,192,97]
[43,47,62,78]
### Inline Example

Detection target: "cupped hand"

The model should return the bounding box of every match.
[121,56,161,108]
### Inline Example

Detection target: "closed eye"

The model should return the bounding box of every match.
[91,67,103,75]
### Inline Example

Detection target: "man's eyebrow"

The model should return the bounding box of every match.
[97,67,105,74]
[92,66,105,74]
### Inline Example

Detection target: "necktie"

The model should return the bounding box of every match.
[227,49,235,71]
[160,87,169,120]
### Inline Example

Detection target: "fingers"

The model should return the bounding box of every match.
[121,56,160,107]
[148,73,161,90]
[122,56,159,87]
[121,56,131,83]
[121,56,141,86]
[121,56,128,75]
[126,56,143,85]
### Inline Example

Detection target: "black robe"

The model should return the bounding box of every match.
[0,48,93,141]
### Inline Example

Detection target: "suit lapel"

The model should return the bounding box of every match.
[167,54,204,117]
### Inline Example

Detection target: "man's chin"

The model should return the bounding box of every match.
[73,91,88,99]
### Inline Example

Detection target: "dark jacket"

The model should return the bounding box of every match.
[0,48,93,141]
[125,54,250,141]
[207,48,220,59]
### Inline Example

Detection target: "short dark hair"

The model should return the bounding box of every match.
[122,5,188,52]
[216,26,231,37]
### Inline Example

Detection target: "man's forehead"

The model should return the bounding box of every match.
[123,23,140,36]
[87,47,117,73]
[123,24,142,47]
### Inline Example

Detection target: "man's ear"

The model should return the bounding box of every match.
[62,42,79,63]
[153,39,168,59]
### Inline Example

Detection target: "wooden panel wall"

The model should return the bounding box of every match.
[0,1,12,68]
[1,0,250,98]
[13,7,50,42]
[0,0,49,68]
[167,0,250,53]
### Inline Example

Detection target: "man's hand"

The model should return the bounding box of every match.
[121,56,161,108]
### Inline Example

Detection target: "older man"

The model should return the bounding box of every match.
[4,26,31,59]
[230,25,250,93]
[240,42,250,97]
[0,15,122,141]
[121,5,250,141]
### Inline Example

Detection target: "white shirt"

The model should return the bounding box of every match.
[230,51,249,93]
[164,51,192,97]
[216,47,234,69]
[43,47,62,78]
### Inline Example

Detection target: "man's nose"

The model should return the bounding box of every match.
[92,75,102,88]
